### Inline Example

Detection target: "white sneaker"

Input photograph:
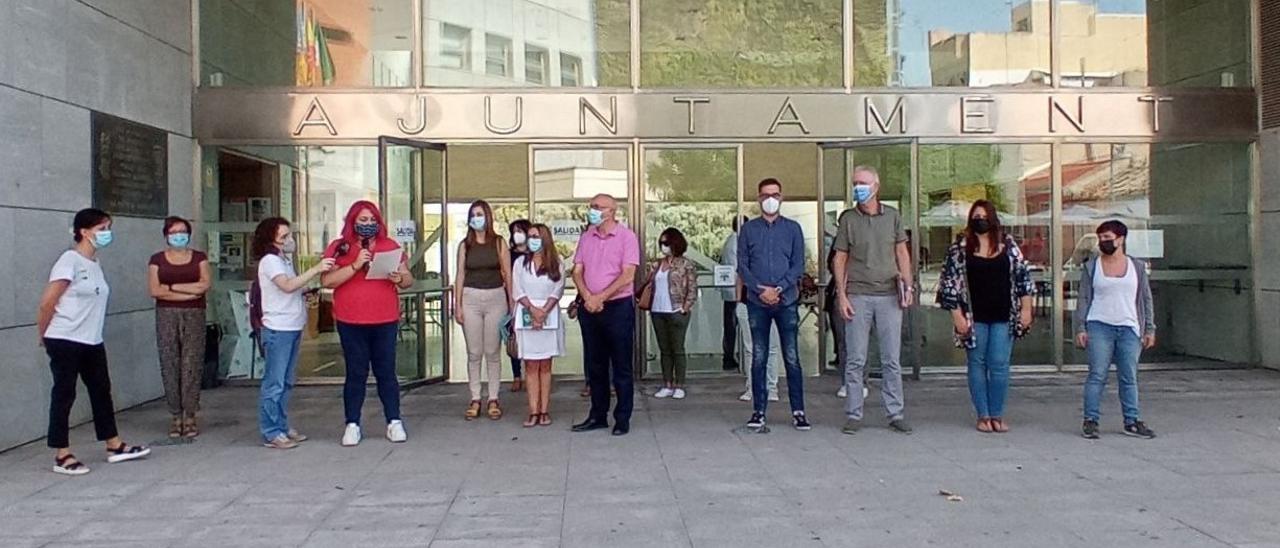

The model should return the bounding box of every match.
[672,388,686,399]
[738,391,752,402]
[836,385,848,398]
[768,391,779,402]
[341,423,362,447]
[654,387,674,399]
[386,420,407,443]
[864,386,869,398]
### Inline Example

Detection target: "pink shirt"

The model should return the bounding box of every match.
[574,223,640,298]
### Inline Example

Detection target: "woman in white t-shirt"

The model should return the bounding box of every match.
[511,224,566,427]
[36,209,151,476]
[252,218,335,450]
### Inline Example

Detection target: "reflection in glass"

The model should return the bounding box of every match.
[1059,143,1252,365]
[423,0,630,88]
[200,0,413,87]
[642,148,738,377]
[855,0,1050,87]
[917,144,1053,367]
[640,0,843,88]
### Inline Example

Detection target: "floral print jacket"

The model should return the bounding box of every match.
[935,234,1035,349]
[646,256,698,313]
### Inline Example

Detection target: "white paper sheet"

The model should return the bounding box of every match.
[365,250,403,280]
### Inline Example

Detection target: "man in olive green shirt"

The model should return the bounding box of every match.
[831,166,914,435]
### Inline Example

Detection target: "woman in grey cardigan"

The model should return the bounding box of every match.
[1073,220,1156,440]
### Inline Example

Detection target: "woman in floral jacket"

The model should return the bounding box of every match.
[936,200,1034,433]
[647,228,699,400]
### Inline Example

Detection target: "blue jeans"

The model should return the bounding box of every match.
[580,298,635,425]
[1082,321,1142,424]
[338,321,402,426]
[746,302,803,415]
[966,322,1012,418]
[259,328,301,441]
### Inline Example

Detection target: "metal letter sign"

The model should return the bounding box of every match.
[195,89,1253,143]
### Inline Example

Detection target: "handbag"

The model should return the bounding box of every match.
[501,315,519,359]
[636,265,658,311]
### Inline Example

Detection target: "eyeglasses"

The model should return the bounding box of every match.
[758,192,782,200]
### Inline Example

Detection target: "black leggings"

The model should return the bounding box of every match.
[44,338,118,449]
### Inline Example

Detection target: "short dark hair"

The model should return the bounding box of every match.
[508,218,532,249]
[732,215,749,232]
[659,227,688,257]
[72,208,112,242]
[1096,220,1128,238]
[757,178,782,193]
[163,216,192,235]
[252,217,291,259]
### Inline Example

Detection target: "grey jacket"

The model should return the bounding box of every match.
[1073,256,1155,337]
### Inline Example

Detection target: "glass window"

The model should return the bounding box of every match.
[917,144,1054,367]
[855,0,1050,87]
[423,0,630,88]
[1061,143,1252,365]
[525,44,549,84]
[1059,0,1251,88]
[560,53,583,86]
[485,33,513,77]
[439,23,472,71]
[640,0,843,88]
[200,0,413,88]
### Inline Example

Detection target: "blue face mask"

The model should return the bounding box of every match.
[92,230,114,249]
[587,208,604,226]
[853,184,873,203]
[469,216,487,231]
[527,238,543,253]
[167,233,190,248]
[354,222,379,239]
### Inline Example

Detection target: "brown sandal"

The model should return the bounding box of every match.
[487,400,503,420]
[169,416,183,439]
[523,414,539,428]
[511,378,524,393]
[990,418,1010,433]
[976,418,993,433]
[538,413,552,427]
[464,400,481,420]
[183,416,199,438]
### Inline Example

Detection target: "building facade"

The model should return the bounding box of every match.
[0,0,1274,450]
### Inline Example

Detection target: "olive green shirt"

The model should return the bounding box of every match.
[833,204,907,296]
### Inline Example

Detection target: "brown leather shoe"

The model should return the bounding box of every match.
[511,378,524,393]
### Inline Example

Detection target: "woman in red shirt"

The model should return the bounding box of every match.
[321,201,414,447]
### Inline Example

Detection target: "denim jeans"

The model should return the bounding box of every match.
[1083,321,1142,424]
[843,295,904,421]
[338,321,402,426]
[581,298,635,425]
[966,322,1013,418]
[259,328,301,442]
[737,303,779,393]
[746,302,803,415]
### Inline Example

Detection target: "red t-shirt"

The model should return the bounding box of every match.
[323,238,405,325]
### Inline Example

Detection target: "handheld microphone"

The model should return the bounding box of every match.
[360,238,372,270]
[333,241,350,259]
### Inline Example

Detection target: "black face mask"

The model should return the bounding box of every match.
[1099,240,1119,255]
[968,218,992,235]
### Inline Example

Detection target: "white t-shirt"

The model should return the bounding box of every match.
[45,250,110,345]
[652,268,677,314]
[258,254,307,332]
[1087,259,1140,336]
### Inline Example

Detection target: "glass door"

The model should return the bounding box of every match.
[817,140,918,378]
[378,137,449,384]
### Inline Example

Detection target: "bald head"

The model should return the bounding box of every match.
[590,194,618,221]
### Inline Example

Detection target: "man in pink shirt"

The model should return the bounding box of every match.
[571,194,640,436]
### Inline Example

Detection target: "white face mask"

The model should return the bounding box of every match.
[660,245,672,256]
[512,232,527,246]
[761,197,782,215]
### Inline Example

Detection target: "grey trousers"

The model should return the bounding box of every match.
[843,294,905,421]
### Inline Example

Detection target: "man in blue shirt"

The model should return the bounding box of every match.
[737,178,810,431]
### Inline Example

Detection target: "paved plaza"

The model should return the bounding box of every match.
[1,369,1279,548]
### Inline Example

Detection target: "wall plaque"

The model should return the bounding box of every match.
[92,112,169,218]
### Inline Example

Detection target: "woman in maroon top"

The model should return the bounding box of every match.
[147,216,211,438]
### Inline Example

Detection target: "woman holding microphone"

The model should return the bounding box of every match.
[322,201,414,447]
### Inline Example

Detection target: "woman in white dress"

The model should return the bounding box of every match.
[512,224,566,427]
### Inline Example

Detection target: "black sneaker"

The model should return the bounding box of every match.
[1082,420,1100,439]
[747,412,766,429]
[1123,421,1156,439]
[792,412,812,431]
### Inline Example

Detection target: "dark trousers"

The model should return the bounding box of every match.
[45,338,118,449]
[721,301,739,369]
[581,298,635,425]
[338,321,402,426]
[511,356,522,379]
